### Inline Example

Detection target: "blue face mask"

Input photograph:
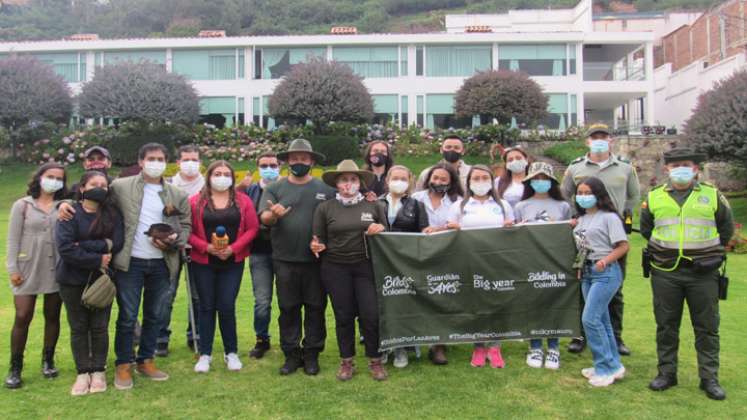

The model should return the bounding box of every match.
[259,167,280,181]
[530,179,552,194]
[669,166,695,185]
[589,139,610,154]
[575,194,597,209]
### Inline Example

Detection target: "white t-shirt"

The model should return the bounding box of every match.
[170,173,205,197]
[131,183,166,259]
[494,177,525,209]
[385,193,403,225]
[447,196,514,229]
[412,190,457,229]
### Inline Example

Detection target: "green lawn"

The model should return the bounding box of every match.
[0,160,745,419]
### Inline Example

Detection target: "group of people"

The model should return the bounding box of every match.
[4,123,733,400]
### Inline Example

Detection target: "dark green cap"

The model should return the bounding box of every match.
[663,147,706,164]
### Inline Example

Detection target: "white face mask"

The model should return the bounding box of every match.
[179,161,200,177]
[470,181,493,197]
[211,176,233,192]
[506,159,528,173]
[388,180,409,195]
[143,161,166,178]
[40,177,64,194]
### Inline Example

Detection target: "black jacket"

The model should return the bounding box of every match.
[55,202,124,286]
[378,195,429,233]
[244,183,272,254]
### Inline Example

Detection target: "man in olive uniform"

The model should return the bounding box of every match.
[561,123,640,355]
[640,147,733,400]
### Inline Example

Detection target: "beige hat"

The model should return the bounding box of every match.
[277,138,325,162]
[523,161,558,183]
[322,159,375,188]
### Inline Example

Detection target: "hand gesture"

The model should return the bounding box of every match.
[310,235,326,258]
[267,200,292,220]
[10,273,24,287]
[58,202,76,221]
[366,223,385,235]
[364,191,378,202]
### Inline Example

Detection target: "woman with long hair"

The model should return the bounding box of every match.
[188,161,259,373]
[5,162,68,389]
[412,163,464,235]
[362,140,394,196]
[56,171,124,395]
[495,147,531,209]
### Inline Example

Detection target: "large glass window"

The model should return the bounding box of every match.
[32,53,82,82]
[543,93,569,130]
[372,94,398,124]
[199,97,237,128]
[103,50,166,66]
[426,45,491,77]
[425,94,471,129]
[261,47,325,79]
[499,45,567,76]
[173,49,240,80]
[333,46,398,78]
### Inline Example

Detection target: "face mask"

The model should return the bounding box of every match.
[143,161,166,178]
[338,182,360,196]
[289,163,311,177]
[669,166,695,185]
[530,179,552,194]
[179,161,200,177]
[82,187,108,203]
[589,140,610,154]
[370,153,387,168]
[575,194,597,209]
[259,167,280,181]
[211,176,233,192]
[470,182,493,197]
[442,150,462,163]
[506,159,528,173]
[429,184,450,194]
[40,177,63,194]
[388,180,409,195]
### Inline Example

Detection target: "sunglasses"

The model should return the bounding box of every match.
[259,164,279,169]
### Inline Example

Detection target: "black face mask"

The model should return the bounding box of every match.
[82,187,108,203]
[289,163,311,177]
[442,150,461,163]
[429,184,450,194]
[370,153,387,167]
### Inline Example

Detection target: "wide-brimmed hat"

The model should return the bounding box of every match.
[322,160,374,188]
[663,147,706,164]
[523,161,558,183]
[277,138,325,162]
[586,123,611,137]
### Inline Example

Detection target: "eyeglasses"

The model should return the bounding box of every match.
[259,164,279,169]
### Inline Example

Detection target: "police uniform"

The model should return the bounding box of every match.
[561,125,640,352]
[639,147,734,400]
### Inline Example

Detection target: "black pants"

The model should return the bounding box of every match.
[273,260,327,356]
[59,284,112,374]
[321,260,381,359]
[579,254,626,342]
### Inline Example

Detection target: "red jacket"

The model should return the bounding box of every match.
[188,192,259,265]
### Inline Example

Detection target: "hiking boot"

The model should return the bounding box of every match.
[155,342,169,358]
[71,373,90,396]
[336,358,355,381]
[249,337,270,359]
[136,359,169,381]
[89,371,107,393]
[114,364,133,390]
[4,354,23,389]
[42,347,59,378]
[369,358,388,381]
[279,351,303,376]
[428,345,448,365]
[700,378,726,401]
[303,350,320,376]
[526,348,544,369]
[649,374,677,391]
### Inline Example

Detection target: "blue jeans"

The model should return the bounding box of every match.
[192,261,244,356]
[581,261,623,376]
[530,338,559,350]
[249,253,274,339]
[114,258,171,366]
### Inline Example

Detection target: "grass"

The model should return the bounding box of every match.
[0,159,745,419]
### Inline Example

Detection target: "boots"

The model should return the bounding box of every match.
[249,337,270,359]
[302,350,320,376]
[42,347,59,378]
[279,350,303,376]
[4,354,23,389]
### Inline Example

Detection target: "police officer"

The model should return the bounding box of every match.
[561,123,640,356]
[640,147,733,401]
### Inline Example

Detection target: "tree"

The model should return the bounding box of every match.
[454,70,548,126]
[78,61,200,124]
[0,56,72,156]
[268,57,374,132]
[683,69,747,169]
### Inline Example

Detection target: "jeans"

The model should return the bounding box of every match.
[581,261,623,376]
[191,261,244,356]
[114,258,171,366]
[59,284,112,374]
[249,253,274,339]
[530,338,559,350]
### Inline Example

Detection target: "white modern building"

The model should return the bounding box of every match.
[0,0,655,131]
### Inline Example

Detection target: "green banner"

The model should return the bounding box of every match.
[368,223,581,351]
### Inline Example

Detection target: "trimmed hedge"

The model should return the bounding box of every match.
[309,135,361,166]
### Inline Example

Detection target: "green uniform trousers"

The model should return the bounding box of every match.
[651,265,720,380]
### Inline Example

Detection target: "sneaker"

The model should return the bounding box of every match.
[612,365,626,380]
[114,364,133,390]
[470,347,487,368]
[544,349,560,370]
[136,359,169,381]
[393,349,409,369]
[589,374,615,387]
[249,337,270,359]
[581,367,595,379]
[336,358,355,381]
[71,373,90,396]
[487,346,505,369]
[526,348,544,369]
[155,342,169,358]
[194,355,211,373]
[89,371,107,393]
[369,358,388,381]
[225,353,243,371]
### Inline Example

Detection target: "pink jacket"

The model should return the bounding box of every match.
[188,192,259,265]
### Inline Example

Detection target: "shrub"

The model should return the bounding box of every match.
[106,123,191,166]
[308,135,361,166]
[543,140,587,165]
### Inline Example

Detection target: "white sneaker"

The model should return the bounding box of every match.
[71,373,91,396]
[589,374,615,387]
[225,353,243,371]
[612,365,626,380]
[380,351,389,365]
[393,349,409,369]
[526,348,544,368]
[194,355,212,373]
[581,367,595,379]
[544,349,560,370]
